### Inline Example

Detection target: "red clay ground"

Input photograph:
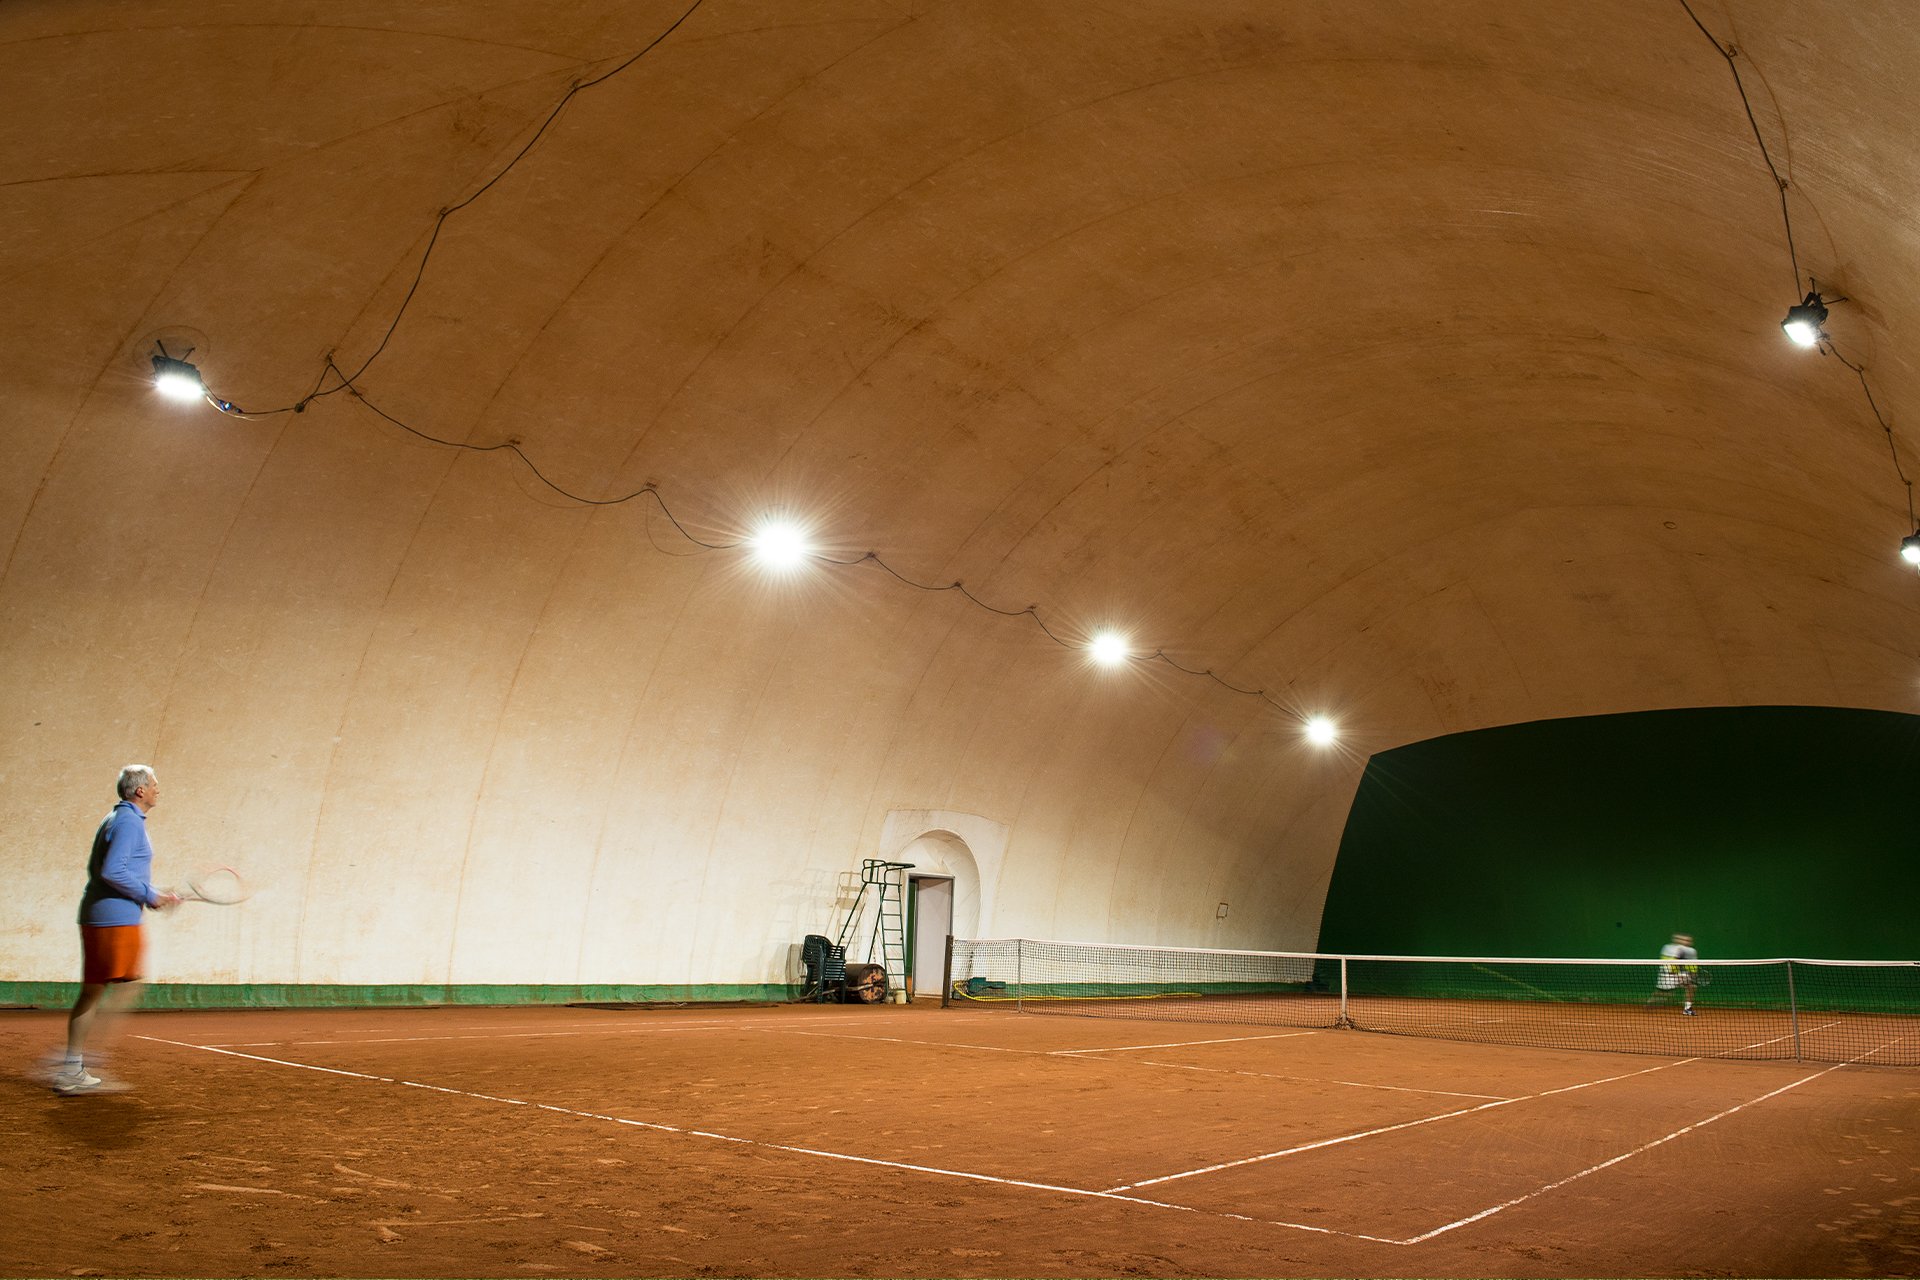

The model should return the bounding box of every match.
[2,1000,1916,1278]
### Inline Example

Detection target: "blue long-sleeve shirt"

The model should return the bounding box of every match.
[79,801,158,926]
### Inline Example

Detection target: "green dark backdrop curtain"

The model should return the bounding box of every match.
[1317,706,1920,960]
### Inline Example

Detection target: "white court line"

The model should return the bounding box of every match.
[132,1031,1891,1248]
[1729,1017,1845,1054]
[1105,1058,1692,1192]
[273,1026,765,1047]
[775,1029,1317,1057]
[131,1036,1219,1219]
[202,1013,958,1048]
[1110,1017,1885,1198]
[773,1030,1046,1054]
[1051,1033,1310,1054]
[197,1017,775,1042]
[1125,1059,1512,1101]
[788,1027,1499,1100]
[1850,1029,1920,1060]
[1393,1040,1899,1244]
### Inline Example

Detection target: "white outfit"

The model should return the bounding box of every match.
[1656,942,1698,990]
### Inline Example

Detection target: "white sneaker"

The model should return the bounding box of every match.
[50,1067,131,1094]
[50,1066,101,1093]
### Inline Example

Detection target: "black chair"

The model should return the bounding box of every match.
[800,934,847,1003]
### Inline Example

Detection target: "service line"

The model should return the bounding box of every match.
[1124,1058,1512,1101]
[763,1026,1514,1101]
[770,1030,1049,1055]
[773,1028,1318,1058]
[1051,1033,1312,1054]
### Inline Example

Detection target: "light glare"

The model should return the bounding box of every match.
[1783,319,1821,348]
[1902,538,1920,566]
[154,371,205,402]
[748,519,810,570]
[1305,716,1337,746]
[1089,632,1129,666]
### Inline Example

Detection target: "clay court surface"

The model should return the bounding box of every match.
[3,1002,1916,1279]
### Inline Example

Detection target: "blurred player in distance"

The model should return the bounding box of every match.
[1647,932,1701,1016]
[51,765,180,1093]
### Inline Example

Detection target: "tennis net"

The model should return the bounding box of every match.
[943,937,1920,1065]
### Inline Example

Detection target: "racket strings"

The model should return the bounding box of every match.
[188,868,248,905]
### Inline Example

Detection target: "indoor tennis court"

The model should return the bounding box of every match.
[6,999,1916,1279]
[14,3,1920,1278]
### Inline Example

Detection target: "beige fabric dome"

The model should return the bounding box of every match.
[3,1,1914,988]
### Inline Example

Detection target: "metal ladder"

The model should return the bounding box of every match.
[834,859,914,993]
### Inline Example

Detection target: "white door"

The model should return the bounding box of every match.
[911,876,954,996]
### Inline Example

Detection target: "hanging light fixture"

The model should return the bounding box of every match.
[1781,285,1843,351]
[746,517,812,571]
[150,346,208,402]
[1780,291,1833,348]
[1901,531,1920,565]
[1088,631,1129,666]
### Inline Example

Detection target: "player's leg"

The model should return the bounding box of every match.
[88,978,147,1076]
[66,982,106,1052]
[55,982,107,1090]
[1647,969,1675,1008]
[53,926,141,1093]
[64,982,104,1048]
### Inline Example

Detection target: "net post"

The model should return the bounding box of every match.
[1786,960,1801,1063]
[941,934,954,1010]
[1338,956,1349,1028]
[1016,938,1024,1012]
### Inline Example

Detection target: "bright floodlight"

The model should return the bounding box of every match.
[151,354,206,402]
[1088,632,1129,666]
[1781,293,1828,348]
[1305,716,1337,746]
[748,519,810,571]
[1902,531,1920,565]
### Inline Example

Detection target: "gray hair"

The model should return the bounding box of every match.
[116,765,157,799]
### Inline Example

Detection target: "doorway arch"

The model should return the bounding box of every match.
[879,807,1008,939]
[899,830,980,939]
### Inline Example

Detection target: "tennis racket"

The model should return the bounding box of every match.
[167,867,250,906]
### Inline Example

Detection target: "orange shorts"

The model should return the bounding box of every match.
[80,925,143,985]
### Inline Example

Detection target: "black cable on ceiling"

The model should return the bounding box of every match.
[199,0,708,419]
[331,0,709,394]
[332,360,1313,724]
[1676,0,1803,296]
[1677,0,1919,562]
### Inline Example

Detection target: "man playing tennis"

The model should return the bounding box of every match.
[1648,932,1701,1016]
[50,765,179,1094]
